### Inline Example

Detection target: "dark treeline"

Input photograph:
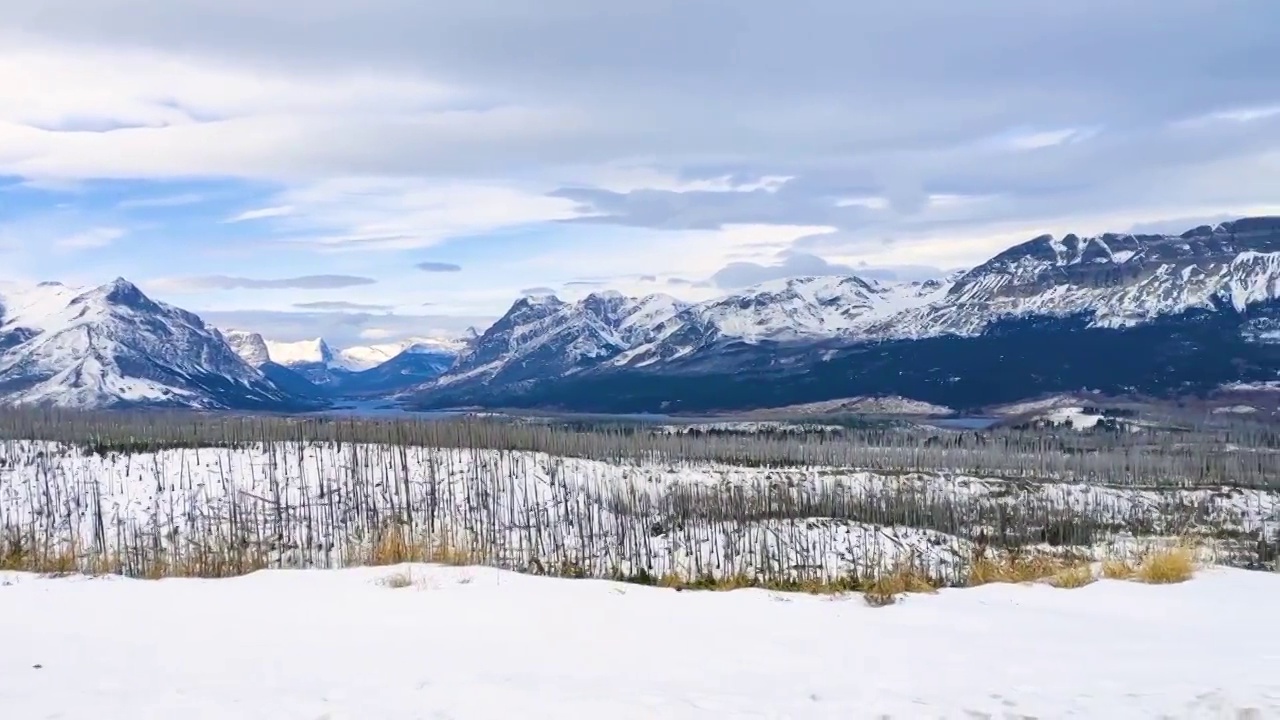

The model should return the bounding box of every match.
[1,406,1279,489]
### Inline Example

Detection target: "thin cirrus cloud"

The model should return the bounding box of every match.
[53,227,125,251]
[292,300,394,311]
[415,261,462,272]
[225,205,295,223]
[153,274,378,292]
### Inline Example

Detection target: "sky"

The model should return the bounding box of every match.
[1,1,1278,348]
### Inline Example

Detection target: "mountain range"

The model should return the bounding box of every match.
[1,216,1278,414]
[222,331,467,399]
[414,216,1280,413]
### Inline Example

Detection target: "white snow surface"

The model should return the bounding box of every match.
[1043,406,1109,430]
[768,395,956,416]
[990,394,1096,416]
[263,337,336,367]
[1,566,1278,719]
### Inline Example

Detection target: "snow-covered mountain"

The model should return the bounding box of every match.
[862,216,1280,340]
[418,216,1280,413]
[226,334,467,397]
[436,291,689,388]
[435,276,949,385]
[0,279,312,410]
[222,329,272,367]
[338,337,470,372]
[264,337,337,368]
[259,336,467,373]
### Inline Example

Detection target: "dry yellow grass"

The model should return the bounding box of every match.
[1135,546,1197,585]
[967,549,1085,587]
[1101,557,1137,580]
[864,561,938,607]
[1046,564,1097,589]
[360,525,481,568]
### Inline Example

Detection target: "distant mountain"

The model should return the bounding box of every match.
[222,329,272,367]
[415,216,1280,414]
[435,291,688,389]
[0,280,318,410]
[231,334,467,398]
[337,344,459,398]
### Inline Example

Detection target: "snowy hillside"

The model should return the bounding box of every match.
[0,279,308,410]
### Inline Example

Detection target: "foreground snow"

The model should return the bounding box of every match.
[1,566,1278,719]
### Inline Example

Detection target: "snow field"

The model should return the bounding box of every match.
[0,564,1278,719]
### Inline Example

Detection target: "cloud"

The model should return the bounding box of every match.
[706,248,945,288]
[292,300,393,311]
[154,274,377,291]
[226,205,294,222]
[200,309,493,348]
[0,1,1278,318]
[117,192,207,208]
[415,261,462,272]
[53,226,125,250]
[519,286,557,296]
[709,251,859,289]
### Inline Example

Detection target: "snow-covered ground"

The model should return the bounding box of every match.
[2,441,1277,578]
[656,420,847,434]
[1,565,1277,719]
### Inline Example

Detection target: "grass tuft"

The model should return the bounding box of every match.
[1100,557,1137,580]
[1135,546,1197,585]
[863,559,938,607]
[379,569,417,589]
[1046,564,1096,589]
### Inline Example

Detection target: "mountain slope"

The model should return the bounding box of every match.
[417,216,1280,413]
[0,280,316,410]
[437,292,688,389]
[866,217,1280,339]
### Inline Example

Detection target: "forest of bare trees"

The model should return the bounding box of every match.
[1,407,1276,584]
